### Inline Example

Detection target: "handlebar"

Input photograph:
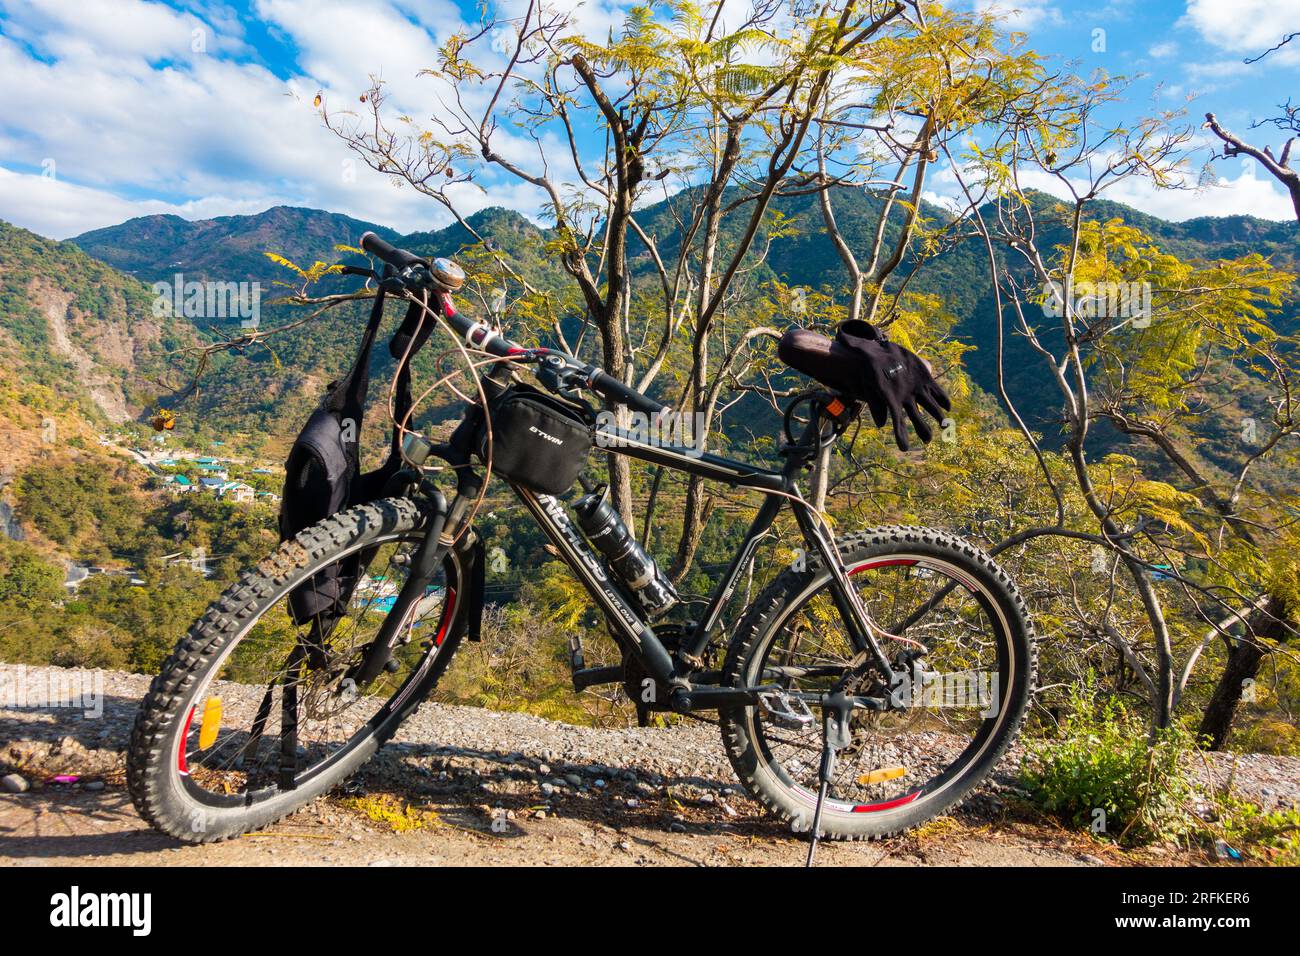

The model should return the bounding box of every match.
[359,231,427,271]
[589,369,664,415]
[357,233,666,414]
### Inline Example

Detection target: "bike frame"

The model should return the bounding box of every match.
[394,391,899,714]
[336,278,896,713]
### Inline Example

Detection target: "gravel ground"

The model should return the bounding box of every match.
[1,663,1296,867]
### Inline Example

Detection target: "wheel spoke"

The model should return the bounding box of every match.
[175,529,449,803]
[731,540,1025,828]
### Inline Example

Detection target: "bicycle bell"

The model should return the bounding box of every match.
[430,257,465,292]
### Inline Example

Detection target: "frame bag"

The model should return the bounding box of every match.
[475,383,592,496]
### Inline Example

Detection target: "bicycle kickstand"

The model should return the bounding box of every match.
[806,692,853,867]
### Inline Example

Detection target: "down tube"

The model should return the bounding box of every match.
[510,484,676,683]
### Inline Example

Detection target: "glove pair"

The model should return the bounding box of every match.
[835,320,951,451]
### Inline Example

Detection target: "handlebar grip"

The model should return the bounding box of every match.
[358,232,524,359]
[591,371,665,415]
[360,232,426,270]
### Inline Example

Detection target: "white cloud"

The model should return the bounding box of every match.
[1182,0,1300,65]
[1185,58,1252,82]
[1014,164,1295,222]
[0,0,565,239]
[253,0,461,110]
[0,0,1291,243]
[924,140,1295,223]
[492,0,637,43]
[973,0,1064,31]
[1148,41,1178,59]
[0,0,244,60]
[0,166,283,239]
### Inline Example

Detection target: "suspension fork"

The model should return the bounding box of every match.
[791,499,896,688]
[349,488,450,687]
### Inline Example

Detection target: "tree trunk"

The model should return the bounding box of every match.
[669,474,709,583]
[1197,594,1288,750]
[810,444,831,511]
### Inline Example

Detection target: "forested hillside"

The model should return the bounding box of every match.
[66,192,1300,445]
[0,221,200,466]
[73,206,401,286]
[5,0,1300,869]
[1,149,1297,762]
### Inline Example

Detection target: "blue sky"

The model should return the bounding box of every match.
[0,0,1296,239]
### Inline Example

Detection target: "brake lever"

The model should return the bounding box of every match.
[372,263,435,296]
[536,354,595,409]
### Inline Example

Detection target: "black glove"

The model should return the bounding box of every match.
[834,320,951,451]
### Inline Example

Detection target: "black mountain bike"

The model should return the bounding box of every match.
[128,234,1035,854]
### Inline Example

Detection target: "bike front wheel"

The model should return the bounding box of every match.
[720,526,1035,840]
[127,497,466,843]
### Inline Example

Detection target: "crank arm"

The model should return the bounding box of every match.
[761,664,847,681]
[784,690,893,711]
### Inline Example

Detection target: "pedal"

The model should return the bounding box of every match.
[758,690,815,729]
[567,632,627,691]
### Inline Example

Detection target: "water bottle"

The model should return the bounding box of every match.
[573,485,678,617]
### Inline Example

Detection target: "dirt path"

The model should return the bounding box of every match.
[0,665,1274,867]
[2,785,1115,867]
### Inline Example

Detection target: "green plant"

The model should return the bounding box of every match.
[1212,794,1300,866]
[1020,682,1199,845]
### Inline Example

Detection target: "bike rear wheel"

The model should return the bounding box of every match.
[127,497,465,843]
[720,526,1035,840]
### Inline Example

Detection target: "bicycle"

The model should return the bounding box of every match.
[127,233,1035,857]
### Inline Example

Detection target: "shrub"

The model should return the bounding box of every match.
[1020,683,1199,845]
[434,597,629,726]
[1212,795,1300,866]
[1232,717,1300,757]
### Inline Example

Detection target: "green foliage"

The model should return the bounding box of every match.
[1020,682,1200,845]
[1,449,273,673]
[434,595,624,725]
[0,538,63,610]
[1212,794,1300,866]
[0,559,222,675]
[15,459,154,561]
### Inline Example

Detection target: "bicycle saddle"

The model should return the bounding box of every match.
[777,327,862,395]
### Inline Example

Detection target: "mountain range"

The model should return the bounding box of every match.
[0,188,1295,474]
